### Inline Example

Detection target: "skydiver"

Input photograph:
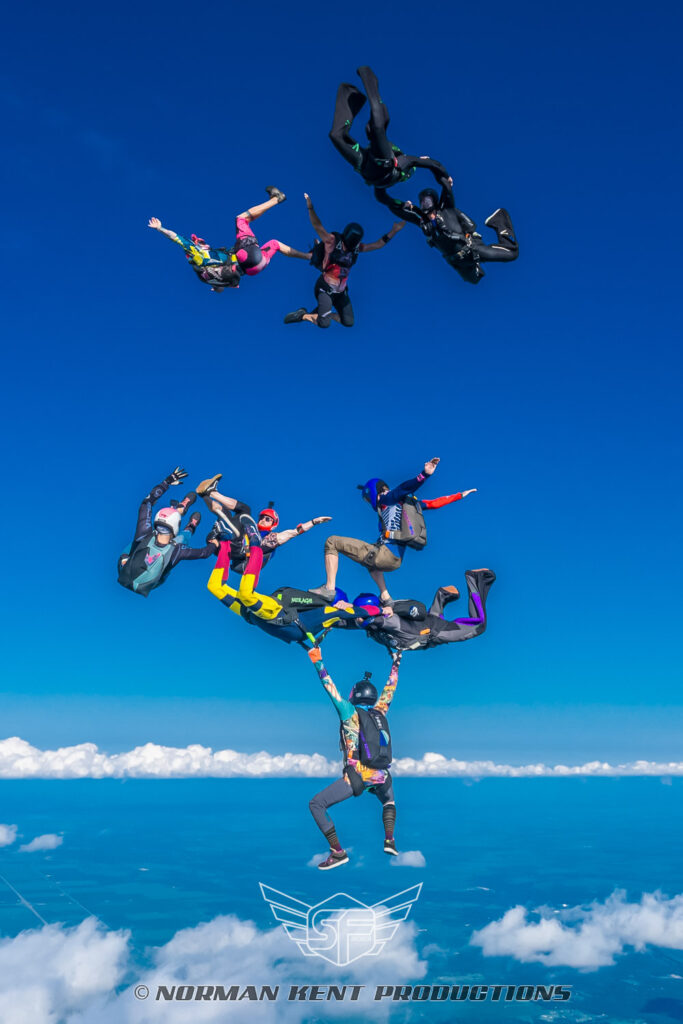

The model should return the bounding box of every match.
[311,458,477,606]
[196,473,331,586]
[206,539,378,643]
[117,468,219,597]
[307,646,402,869]
[283,193,404,328]
[375,176,518,285]
[329,65,448,190]
[148,187,310,292]
[352,569,496,651]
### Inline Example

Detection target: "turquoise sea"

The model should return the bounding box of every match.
[1,778,682,1022]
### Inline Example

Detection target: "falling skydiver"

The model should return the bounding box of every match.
[329,65,448,189]
[375,176,518,284]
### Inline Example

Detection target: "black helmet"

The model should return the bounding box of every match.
[418,188,439,213]
[349,671,377,706]
[342,222,364,249]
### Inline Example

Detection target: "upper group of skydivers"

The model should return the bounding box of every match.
[131,67,509,869]
[149,66,518,330]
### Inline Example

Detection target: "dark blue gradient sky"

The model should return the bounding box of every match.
[1,0,681,759]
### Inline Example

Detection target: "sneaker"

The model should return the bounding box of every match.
[283,307,307,324]
[318,849,349,871]
[442,585,460,602]
[265,186,286,204]
[196,474,222,497]
[384,839,399,856]
[310,585,336,601]
[186,510,201,533]
[177,491,197,514]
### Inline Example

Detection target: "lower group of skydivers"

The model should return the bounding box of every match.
[118,459,495,869]
[149,66,518,329]
[135,66,510,868]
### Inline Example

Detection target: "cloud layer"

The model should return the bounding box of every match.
[0,909,425,1023]
[471,890,683,969]
[0,737,682,779]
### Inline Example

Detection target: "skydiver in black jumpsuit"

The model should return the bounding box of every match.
[329,65,448,189]
[363,569,496,651]
[375,175,518,284]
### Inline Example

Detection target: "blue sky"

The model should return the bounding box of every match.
[1,0,682,761]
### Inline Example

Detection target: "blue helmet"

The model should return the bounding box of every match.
[357,478,388,510]
[353,593,382,615]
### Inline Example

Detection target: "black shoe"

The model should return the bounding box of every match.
[484,208,515,240]
[284,307,307,324]
[265,186,286,204]
[384,838,399,856]
[186,510,201,533]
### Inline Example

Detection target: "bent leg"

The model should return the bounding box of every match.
[474,240,519,263]
[237,544,282,620]
[329,83,366,171]
[314,278,336,329]
[435,568,496,642]
[237,197,279,224]
[332,289,354,327]
[429,585,460,617]
[207,542,242,612]
[356,65,393,163]
[309,777,353,848]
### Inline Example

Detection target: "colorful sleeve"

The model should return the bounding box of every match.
[173,233,193,253]
[374,658,400,715]
[422,493,463,510]
[312,656,356,723]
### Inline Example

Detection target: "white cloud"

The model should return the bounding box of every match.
[389,850,426,868]
[19,834,63,853]
[0,824,17,847]
[0,737,682,779]
[0,909,426,1024]
[0,918,128,1024]
[471,890,683,970]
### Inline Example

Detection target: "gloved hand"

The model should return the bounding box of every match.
[167,466,188,486]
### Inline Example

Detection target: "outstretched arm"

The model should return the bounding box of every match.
[271,516,332,547]
[381,458,440,505]
[148,217,180,243]
[422,488,476,510]
[374,651,402,714]
[308,648,356,721]
[374,187,424,227]
[304,193,334,244]
[359,221,405,252]
[134,467,187,543]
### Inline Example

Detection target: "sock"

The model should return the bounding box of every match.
[324,826,342,852]
[382,804,396,840]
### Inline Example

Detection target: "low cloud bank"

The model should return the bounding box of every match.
[0,908,425,1023]
[1,737,682,780]
[471,890,683,969]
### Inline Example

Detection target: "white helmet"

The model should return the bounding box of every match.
[154,507,181,536]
